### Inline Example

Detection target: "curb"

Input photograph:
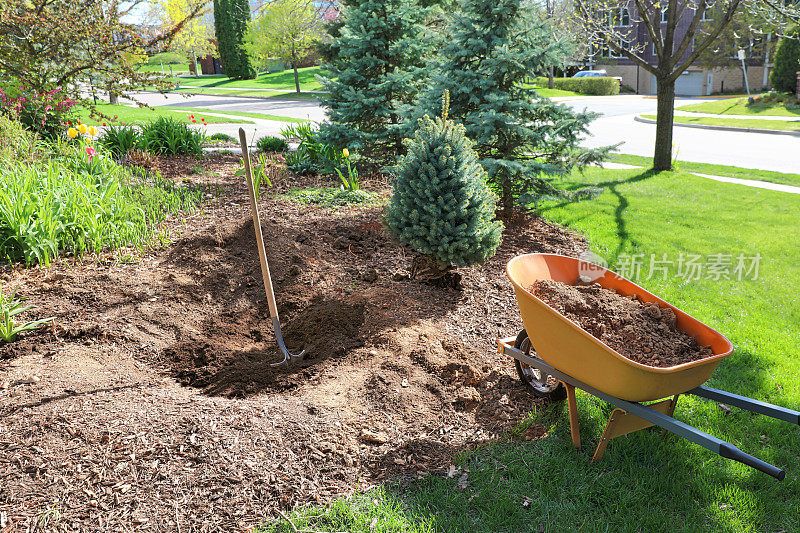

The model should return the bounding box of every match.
[633,115,800,137]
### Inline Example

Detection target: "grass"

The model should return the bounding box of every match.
[641,114,800,133]
[166,107,310,124]
[677,97,800,117]
[533,87,583,98]
[610,154,800,187]
[74,104,251,125]
[265,165,800,532]
[171,66,329,91]
[138,62,190,73]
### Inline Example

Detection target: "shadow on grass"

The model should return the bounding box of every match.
[540,169,661,264]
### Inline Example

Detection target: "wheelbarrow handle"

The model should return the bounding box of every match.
[689,385,800,425]
[719,443,786,480]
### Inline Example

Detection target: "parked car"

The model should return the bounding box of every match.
[572,70,623,84]
[572,70,608,78]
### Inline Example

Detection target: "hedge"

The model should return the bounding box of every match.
[534,76,620,96]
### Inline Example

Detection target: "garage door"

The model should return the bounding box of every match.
[675,71,704,96]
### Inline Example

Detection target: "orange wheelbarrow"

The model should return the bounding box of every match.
[498,253,799,480]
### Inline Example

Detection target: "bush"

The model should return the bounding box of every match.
[771,28,800,94]
[387,102,503,270]
[256,135,288,152]
[0,85,77,139]
[281,123,343,175]
[139,116,205,156]
[207,132,236,142]
[0,115,40,162]
[99,125,141,156]
[0,142,201,265]
[148,52,185,65]
[549,77,620,95]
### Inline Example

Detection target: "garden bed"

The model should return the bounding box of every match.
[0,154,586,531]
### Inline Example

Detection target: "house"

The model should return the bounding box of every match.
[588,3,774,96]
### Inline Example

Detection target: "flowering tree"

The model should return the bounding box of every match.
[245,0,325,92]
[158,0,216,74]
[0,0,205,105]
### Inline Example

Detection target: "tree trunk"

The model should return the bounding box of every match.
[653,76,675,171]
[293,62,300,93]
[108,91,119,105]
[502,178,513,213]
[548,65,554,89]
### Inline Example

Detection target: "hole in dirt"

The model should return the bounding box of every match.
[162,295,367,397]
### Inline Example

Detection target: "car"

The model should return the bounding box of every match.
[572,70,609,78]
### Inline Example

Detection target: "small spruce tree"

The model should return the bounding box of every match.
[411,0,610,212]
[771,27,800,94]
[387,91,503,276]
[319,0,430,165]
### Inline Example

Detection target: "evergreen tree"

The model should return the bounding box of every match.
[412,0,609,212]
[387,92,503,275]
[319,0,430,165]
[771,27,800,94]
[213,0,256,79]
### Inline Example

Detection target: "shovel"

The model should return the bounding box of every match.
[238,128,305,366]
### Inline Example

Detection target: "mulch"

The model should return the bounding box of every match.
[0,154,587,532]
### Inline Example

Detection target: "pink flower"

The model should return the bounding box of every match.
[86,146,97,163]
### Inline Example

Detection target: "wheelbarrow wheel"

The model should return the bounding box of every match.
[514,329,566,402]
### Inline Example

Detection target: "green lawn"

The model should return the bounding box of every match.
[611,153,800,187]
[75,104,251,125]
[678,97,800,117]
[262,166,800,532]
[642,114,800,133]
[172,66,329,91]
[138,62,191,74]
[166,107,310,124]
[534,87,583,98]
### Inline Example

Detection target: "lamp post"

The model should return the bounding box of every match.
[737,49,754,103]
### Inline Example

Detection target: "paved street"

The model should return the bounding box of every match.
[132,91,799,174]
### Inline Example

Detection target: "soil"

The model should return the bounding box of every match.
[0,153,587,532]
[528,280,714,367]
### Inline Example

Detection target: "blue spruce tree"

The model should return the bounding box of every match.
[387,91,503,281]
[412,0,610,212]
[319,0,429,165]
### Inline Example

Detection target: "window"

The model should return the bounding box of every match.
[620,7,630,26]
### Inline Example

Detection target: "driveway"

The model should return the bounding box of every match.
[558,95,798,174]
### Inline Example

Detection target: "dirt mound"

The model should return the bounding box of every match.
[529,280,714,367]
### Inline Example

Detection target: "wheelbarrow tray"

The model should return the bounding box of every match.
[507,253,734,402]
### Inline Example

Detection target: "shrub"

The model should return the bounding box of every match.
[387,97,503,271]
[281,123,343,175]
[256,135,288,152]
[0,143,201,265]
[139,116,205,156]
[550,77,620,95]
[99,125,141,156]
[0,85,77,139]
[148,52,185,65]
[207,132,236,142]
[771,28,800,94]
[0,115,41,162]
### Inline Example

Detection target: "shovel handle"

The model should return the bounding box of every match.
[239,128,279,320]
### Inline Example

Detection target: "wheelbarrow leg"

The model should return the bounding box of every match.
[592,397,678,462]
[564,382,581,450]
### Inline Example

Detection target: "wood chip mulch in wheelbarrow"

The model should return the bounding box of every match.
[529,280,714,367]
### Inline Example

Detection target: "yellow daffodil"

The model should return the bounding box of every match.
[342,148,350,158]
[67,127,78,138]
[88,126,98,137]
[78,123,88,134]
